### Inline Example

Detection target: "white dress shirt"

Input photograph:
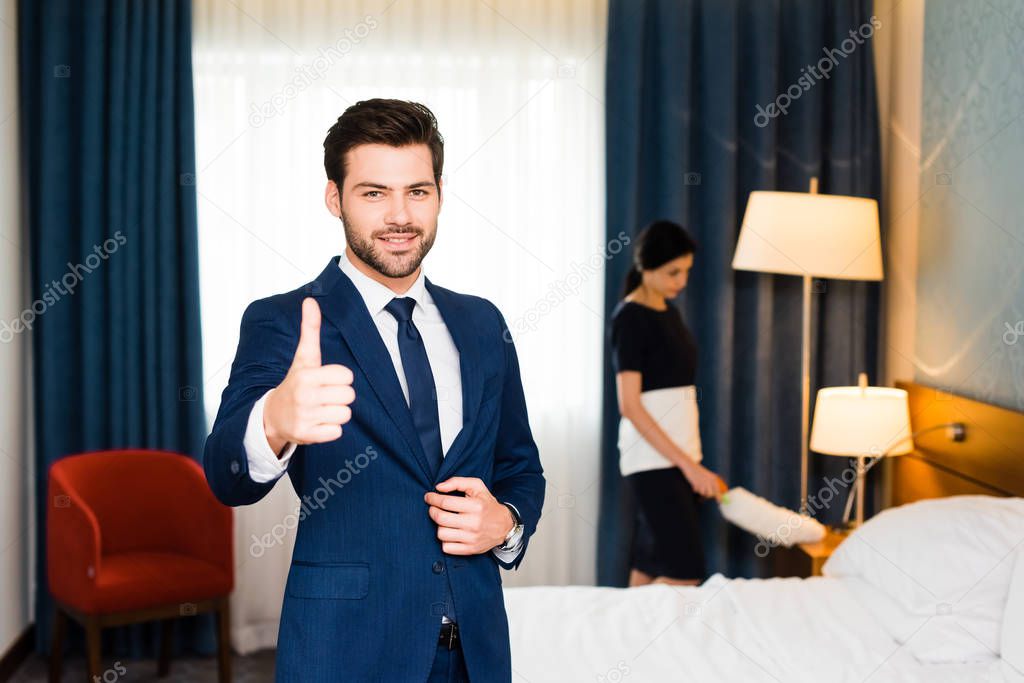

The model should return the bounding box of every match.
[242,250,523,568]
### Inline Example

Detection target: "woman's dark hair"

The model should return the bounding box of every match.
[621,220,698,297]
[323,98,444,190]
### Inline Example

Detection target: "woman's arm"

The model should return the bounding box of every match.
[616,371,724,498]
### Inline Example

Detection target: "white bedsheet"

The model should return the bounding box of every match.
[504,574,1010,682]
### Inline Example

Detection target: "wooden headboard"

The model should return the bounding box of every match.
[887,380,1024,506]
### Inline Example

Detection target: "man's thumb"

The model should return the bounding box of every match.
[292,297,322,368]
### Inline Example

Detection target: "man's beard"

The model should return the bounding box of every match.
[341,209,437,279]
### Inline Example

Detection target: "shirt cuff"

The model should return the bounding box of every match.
[491,537,525,563]
[244,391,297,484]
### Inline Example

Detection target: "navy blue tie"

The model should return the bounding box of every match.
[384,297,443,475]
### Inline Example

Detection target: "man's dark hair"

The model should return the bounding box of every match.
[323,98,444,191]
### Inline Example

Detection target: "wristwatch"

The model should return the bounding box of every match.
[498,502,524,551]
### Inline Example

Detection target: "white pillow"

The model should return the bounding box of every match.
[822,495,1024,663]
[1004,545,1024,674]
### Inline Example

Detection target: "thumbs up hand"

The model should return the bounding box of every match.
[263,298,355,455]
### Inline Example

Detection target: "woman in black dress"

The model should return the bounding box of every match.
[610,220,725,586]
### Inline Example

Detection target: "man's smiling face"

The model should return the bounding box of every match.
[326,143,442,283]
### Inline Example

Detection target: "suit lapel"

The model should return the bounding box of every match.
[311,258,435,484]
[309,258,486,485]
[426,278,483,482]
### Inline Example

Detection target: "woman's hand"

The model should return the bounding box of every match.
[680,461,726,500]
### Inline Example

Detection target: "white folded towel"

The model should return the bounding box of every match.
[718,486,826,547]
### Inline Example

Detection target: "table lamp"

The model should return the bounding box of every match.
[732,178,882,514]
[809,373,913,527]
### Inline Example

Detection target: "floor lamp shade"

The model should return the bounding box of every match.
[732,191,883,280]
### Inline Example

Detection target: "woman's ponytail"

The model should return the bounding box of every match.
[621,264,642,298]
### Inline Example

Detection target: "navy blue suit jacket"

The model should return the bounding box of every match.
[203,257,545,682]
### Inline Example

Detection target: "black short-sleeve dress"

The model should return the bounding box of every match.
[609,300,707,581]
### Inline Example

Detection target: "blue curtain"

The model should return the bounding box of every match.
[599,0,882,585]
[19,0,212,655]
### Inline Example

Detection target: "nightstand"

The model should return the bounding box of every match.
[771,527,848,578]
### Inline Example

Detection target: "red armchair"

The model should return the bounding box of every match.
[47,450,233,682]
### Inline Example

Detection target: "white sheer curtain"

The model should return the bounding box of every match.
[192,0,607,653]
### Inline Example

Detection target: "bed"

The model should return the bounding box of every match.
[504,381,1024,682]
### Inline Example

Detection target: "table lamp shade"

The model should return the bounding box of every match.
[732,191,883,280]
[810,386,913,457]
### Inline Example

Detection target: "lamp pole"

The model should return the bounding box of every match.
[799,177,819,515]
[839,421,965,527]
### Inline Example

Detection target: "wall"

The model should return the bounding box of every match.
[0,0,34,657]
[874,0,925,390]
[876,0,1024,412]
[912,0,1024,410]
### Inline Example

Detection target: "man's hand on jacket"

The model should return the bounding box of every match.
[424,477,516,555]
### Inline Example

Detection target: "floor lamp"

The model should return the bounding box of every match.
[731,178,883,514]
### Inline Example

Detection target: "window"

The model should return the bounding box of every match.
[193,2,606,621]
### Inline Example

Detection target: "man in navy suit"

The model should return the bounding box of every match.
[203,99,545,682]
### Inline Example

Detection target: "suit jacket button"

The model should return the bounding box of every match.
[432,560,444,574]
[230,460,240,474]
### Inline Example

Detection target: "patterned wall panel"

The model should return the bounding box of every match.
[916,0,1024,410]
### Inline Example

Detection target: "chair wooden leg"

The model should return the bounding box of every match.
[216,598,232,683]
[49,606,67,683]
[157,618,174,677]
[84,616,102,683]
